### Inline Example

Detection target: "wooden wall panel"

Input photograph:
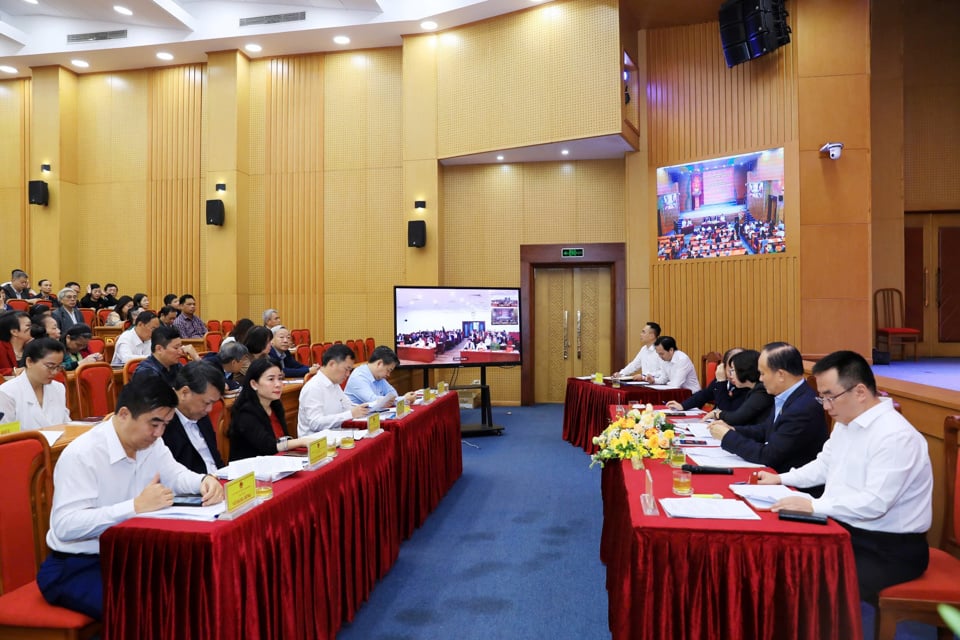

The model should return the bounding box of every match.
[147,65,204,306]
[262,55,325,337]
[0,79,30,275]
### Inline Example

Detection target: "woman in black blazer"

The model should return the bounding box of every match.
[227,357,312,461]
[706,349,774,426]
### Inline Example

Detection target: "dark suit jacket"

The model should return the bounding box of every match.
[717,382,774,426]
[681,379,748,412]
[1,284,30,300]
[228,398,288,462]
[52,306,82,332]
[132,355,181,387]
[720,380,827,474]
[163,413,224,475]
[268,346,309,378]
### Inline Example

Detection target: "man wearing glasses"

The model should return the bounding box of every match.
[297,343,370,435]
[344,346,416,410]
[708,341,827,477]
[759,350,932,603]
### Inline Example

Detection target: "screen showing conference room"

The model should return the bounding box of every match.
[656,147,785,261]
[394,286,522,368]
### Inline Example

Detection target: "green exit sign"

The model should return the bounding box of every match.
[561,248,584,258]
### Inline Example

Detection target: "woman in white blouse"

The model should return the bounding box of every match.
[0,337,71,430]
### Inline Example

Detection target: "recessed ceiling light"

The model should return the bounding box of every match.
[333,35,350,45]
[156,52,174,61]
[71,59,90,68]
[113,5,133,16]
[561,149,570,156]
[23,0,39,5]
[0,65,17,74]
[496,155,504,161]
[244,44,262,53]
[420,21,438,31]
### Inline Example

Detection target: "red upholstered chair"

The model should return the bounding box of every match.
[122,357,146,385]
[874,415,960,639]
[77,309,96,327]
[220,320,235,335]
[206,320,220,333]
[310,343,328,366]
[874,288,920,361]
[208,399,227,463]
[303,370,317,384]
[701,351,721,387]
[7,299,29,312]
[0,431,101,639]
[34,300,53,309]
[96,309,112,326]
[85,338,105,355]
[204,332,223,353]
[365,337,375,358]
[75,362,116,419]
[353,339,366,362]
[295,344,311,366]
[345,339,356,355]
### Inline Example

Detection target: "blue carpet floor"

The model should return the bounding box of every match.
[337,404,945,640]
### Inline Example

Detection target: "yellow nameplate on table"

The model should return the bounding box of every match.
[224,472,257,513]
[0,421,21,436]
[396,397,407,417]
[437,381,448,395]
[367,412,380,433]
[308,437,328,467]
[423,388,435,403]
[593,372,603,384]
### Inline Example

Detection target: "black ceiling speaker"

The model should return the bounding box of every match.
[719,0,791,68]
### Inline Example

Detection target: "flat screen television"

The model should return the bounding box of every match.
[394,286,522,368]
[656,146,785,261]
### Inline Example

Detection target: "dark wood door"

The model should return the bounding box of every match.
[939,226,960,342]
[904,226,925,339]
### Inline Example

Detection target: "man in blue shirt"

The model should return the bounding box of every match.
[344,346,415,409]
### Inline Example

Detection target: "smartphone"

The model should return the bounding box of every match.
[172,495,203,507]
[677,439,707,445]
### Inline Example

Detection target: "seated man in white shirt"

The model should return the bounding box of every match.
[615,321,662,382]
[111,311,159,365]
[162,361,226,475]
[297,343,369,435]
[651,335,701,392]
[761,350,933,603]
[344,346,416,409]
[36,375,224,620]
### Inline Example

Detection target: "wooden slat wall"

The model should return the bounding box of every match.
[147,65,204,304]
[0,79,30,274]
[263,55,325,336]
[646,21,801,363]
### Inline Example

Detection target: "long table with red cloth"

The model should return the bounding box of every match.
[562,378,691,453]
[600,458,862,640]
[100,431,399,640]
[348,390,463,540]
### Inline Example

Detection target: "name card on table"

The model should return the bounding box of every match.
[593,372,603,385]
[307,437,329,470]
[423,388,436,403]
[396,397,407,417]
[220,472,257,520]
[0,421,21,436]
[437,381,448,395]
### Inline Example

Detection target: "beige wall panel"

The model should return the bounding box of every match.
[402,34,438,162]
[437,0,622,159]
[794,0,869,78]
[799,223,870,301]
[905,82,960,211]
[647,21,798,166]
[798,148,871,225]
[76,181,147,290]
[800,298,871,355]
[0,79,29,272]
[403,159,441,285]
[798,75,871,153]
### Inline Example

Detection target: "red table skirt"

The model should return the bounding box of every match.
[101,432,399,640]
[357,391,463,539]
[562,378,691,453]
[601,460,863,640]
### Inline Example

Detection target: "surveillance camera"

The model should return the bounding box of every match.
[819,142,844,160]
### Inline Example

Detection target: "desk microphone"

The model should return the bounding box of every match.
[681,464,733,475]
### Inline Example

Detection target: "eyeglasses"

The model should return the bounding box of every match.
[39,362,65,372]
[816,387,854,406]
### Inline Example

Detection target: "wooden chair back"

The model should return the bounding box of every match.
[295,344,311,366]
[353,339,366,362]
[97,308,113,326]
[78,308,97,327]
[310,342,328,366]
[945,416,960,557]
[86,337,105,354]
[218,402,233,463]
[123,357,146,385]
[6,299,28,312]
[204,332,224,353]
[206,320,221,333]
[221,320,235,335]
[365,337,376,359]
[303,370,317,384]
[874,288,908,331]
[76,361,116,419]
[208,399,227,463]
[103,338,116,365]
[0,431,50,592]
[34,300,52,309]
[701,351,721,387]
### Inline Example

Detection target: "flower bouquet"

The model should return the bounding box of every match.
[590,404,674,469]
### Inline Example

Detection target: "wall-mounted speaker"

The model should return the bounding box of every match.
[28,180,49,206]
[407,220,426,248]
[718,0,791,68]
[206,199,225,226]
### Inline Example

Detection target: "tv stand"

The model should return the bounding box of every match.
[450,367,504,436]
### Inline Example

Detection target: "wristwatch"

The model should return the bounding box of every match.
[277,436,291,451]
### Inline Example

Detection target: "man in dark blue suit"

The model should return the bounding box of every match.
[162,361,226,475]
[708,342,827,476]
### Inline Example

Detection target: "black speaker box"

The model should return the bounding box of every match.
[872,349,891,365]
[206,199,225,226]
[28,180,49,206]
[407,220,426,248]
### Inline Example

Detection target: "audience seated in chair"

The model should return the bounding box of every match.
[0,338,71,430]
[111,311,159,365]
[162,361,226,475]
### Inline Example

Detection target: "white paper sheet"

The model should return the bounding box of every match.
[137,503,226,521]
[659,497,761,520]
[215,456,306,481]
[39,430,63,446]
[729,484,800,509]
[684,447,765,468]
[646,384,678,390]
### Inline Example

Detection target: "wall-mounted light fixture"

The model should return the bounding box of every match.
[216,183,226,192]
[414,200,426,209]
[40,163,51,173]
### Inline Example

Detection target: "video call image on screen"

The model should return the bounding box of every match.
[656,147,785,261]
[394,287,521,368]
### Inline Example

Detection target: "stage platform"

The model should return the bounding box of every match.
[871,357,960,392]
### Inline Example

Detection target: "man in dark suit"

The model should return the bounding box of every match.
[162,360,226,475]
[709,341,827,477]
[51,287,82,332]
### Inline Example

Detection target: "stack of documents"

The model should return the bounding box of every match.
[303,429,370,445]
[728,484,799,510]
[138,503,226,521]
[659,498,760,520]
[684,447,764,468]
[216,456,306,482]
